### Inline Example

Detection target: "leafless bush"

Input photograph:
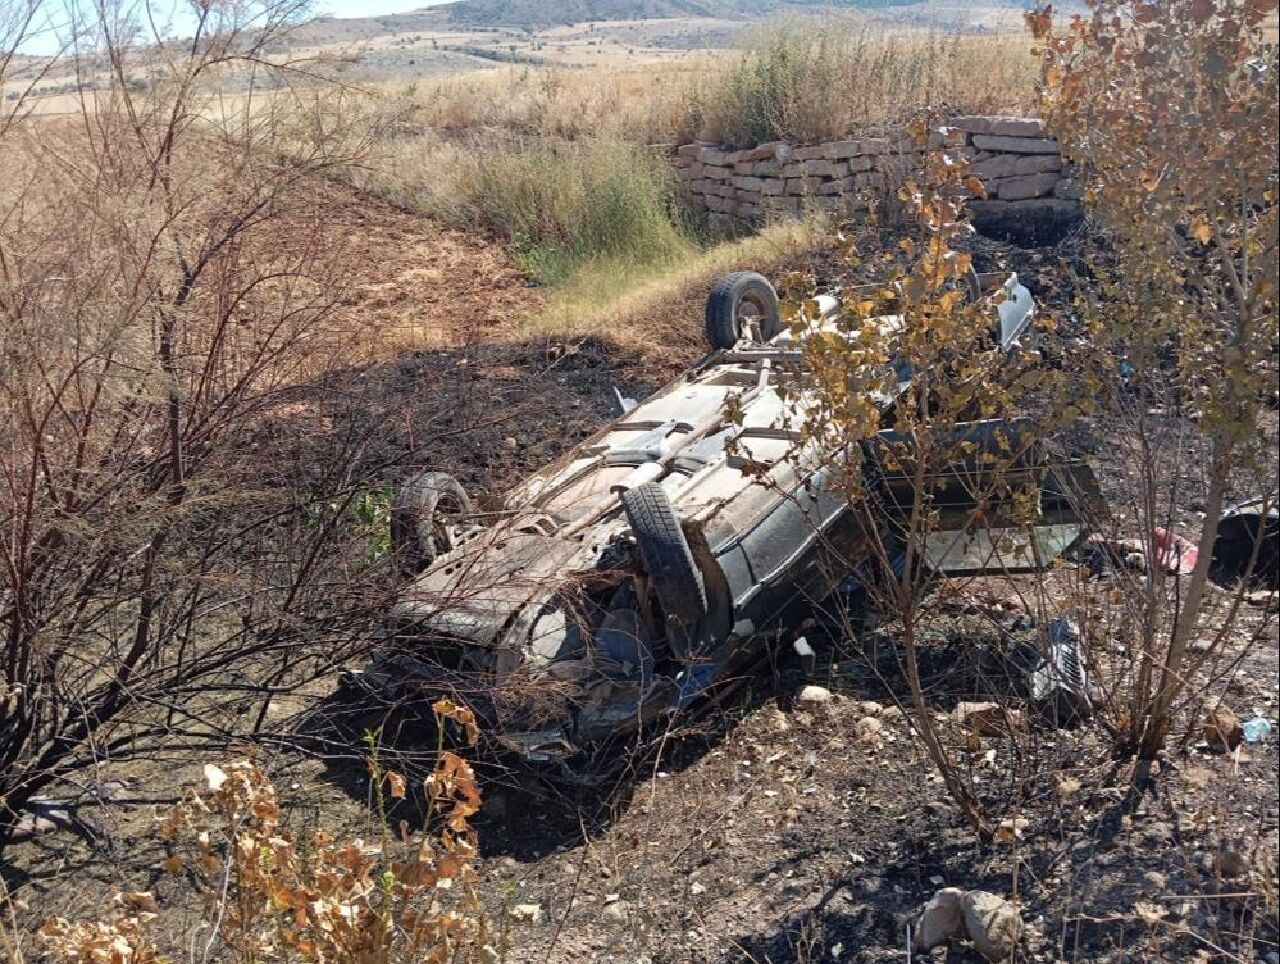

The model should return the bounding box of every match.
[0,1,405,852]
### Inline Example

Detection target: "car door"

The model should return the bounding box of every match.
[864,417,1106,575]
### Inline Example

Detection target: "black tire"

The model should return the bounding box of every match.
[620,482,707,625]
[391,471,471,576]
[705,271,780,350]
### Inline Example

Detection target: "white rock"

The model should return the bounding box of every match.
[914,887,966,950]
[854,716,884,741]
[10,797,71,841]
[511,903,542,924]
[797,685,833,704]
[962,890,1021,961]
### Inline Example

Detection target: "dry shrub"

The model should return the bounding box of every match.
[38,701,493,963]
[693,17,1039,146]
[0,2,404,851]
[1028,0,1279,758]
[776,131,1055,839]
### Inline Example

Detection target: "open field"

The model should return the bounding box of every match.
[3,2,1046,116]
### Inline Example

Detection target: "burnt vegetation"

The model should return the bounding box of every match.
[0,0,1277,961]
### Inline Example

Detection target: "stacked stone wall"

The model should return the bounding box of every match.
[670,115,1082,243]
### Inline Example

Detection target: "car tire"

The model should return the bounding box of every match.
[705,271,780,350]
[620,482,708,625]
[391,471,471,576]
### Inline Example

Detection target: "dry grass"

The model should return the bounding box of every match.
[330,16,1037,333]
[393,59,710,143]
[532,215,829,345]
[694,16,1039,146]
[386,18,1038,148]
[345,130,693,286]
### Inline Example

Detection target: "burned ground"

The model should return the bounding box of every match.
[2,190,1277,964]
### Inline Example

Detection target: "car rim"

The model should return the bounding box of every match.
[736,296,765,340]
[431,492,467,554]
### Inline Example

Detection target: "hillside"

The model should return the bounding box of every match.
[306,0,986,34]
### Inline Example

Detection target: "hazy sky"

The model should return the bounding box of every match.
[323,0,449,15]
[16,0,451,55]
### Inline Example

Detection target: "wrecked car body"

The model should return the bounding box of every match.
[349,271,1103,775]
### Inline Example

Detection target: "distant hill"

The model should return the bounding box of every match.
[384,0,922,30]
[286,0,1042,52]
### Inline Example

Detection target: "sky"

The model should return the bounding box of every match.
[323,0,448,15]
[14,0,450,56]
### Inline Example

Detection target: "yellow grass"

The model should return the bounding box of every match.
[387,19,1039,147]
[529,215,829,346]
[391,58,712,143]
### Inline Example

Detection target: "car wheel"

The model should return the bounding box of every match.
[391,471,471,576]
[620,482,708,625]
[705,271,780,350]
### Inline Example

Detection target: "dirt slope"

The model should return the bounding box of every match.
[4,185,1276,964]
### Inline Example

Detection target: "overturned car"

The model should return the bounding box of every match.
[349,271,1101,775]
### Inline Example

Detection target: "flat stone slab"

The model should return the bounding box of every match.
[952,115,1047,137]
[971,134,1061,154]
[973,153,1062,179]
[993,172,1060,200]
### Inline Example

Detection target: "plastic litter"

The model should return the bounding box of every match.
[1242,716,1273,744]
[1029,617,1092,725]
[1153,527,1199,574]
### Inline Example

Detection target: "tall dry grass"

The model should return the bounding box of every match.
[347,131,694,285]
[386,18,1038,148]
[695,17,1039,146]
[396,62,706,143]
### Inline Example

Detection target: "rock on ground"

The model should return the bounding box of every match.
[796,685,833,704]
[962,890,1021,962]
[913,887,966,950]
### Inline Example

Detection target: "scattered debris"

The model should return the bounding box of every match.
[612,385,638,415]
[953,701,1027,737]
[1153,527,1199,574]
[1086,534,1148,576]
[792,635,816,674]
[10,797,73,841]
[994,817,1031,843]
[1243,588,1279,611]
[1028,617,1092,724]
[1242,716,1273,743]
[511,903,542,924]
[961,890,1022,962]
[1055,775,1082,799]
[1203,703,1244,753]
[913,887,966,951]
